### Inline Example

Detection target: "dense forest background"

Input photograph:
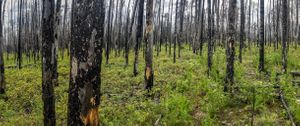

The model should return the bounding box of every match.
[0,0,300,125]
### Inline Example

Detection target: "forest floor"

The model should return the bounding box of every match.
[0,45,300,125]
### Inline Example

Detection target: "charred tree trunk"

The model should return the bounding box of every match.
[41,0,56,125]
[106,0,113,64]
[282,0,288,73]
[0,0,4,94]
[173,0,179,63]
[145,0,154,90]
[258,0,265,72]
[199,0,205,55]
[178,0,185,58]
[134,0,145,76]
[207,0,213,73]
[248,0,251,48]
[18,0,23,69]
[125,0,138,66]
[239,0,245,63]
[53,0,61,86]
[67,0,105,125]
[224,0,237,93]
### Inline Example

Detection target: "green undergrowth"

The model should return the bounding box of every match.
[0,45,300,125]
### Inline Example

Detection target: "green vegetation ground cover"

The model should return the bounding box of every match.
[0,45,300,125]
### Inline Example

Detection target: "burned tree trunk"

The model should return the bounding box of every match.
[173,0,179,63]
[282,0,288,73]
[178,0,186,58]
[67,0,105,125]
[18,0,23,69]
[134,0,145,76]
[41,0,56,125]
[224,0,237,93]
[239,0,245,63]
[145,0,154,90]
[207,0,213,73]
[125,0,138,66]
[53,0,61,85]
[106,0,113,64]
[0,0,4,94]
[258,0,265,72]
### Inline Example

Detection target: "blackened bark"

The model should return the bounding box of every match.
[207,0,213,73]
[145,0,154,90]
[125,0,138,66]
[134,0,145,76]
[106,0,113,64]
[18,0,23,69]
[42,0,56,125]
[248,0,251,48]
[239,0,245,63]
[258,0,264,72]
[282,0,288,73]
[0,0,4,94]
[224,0,237,93]
[199,0,205,56]
[178,0,186,58]
[173,0,179,63]
[125,0,132,66]
[53,0,61,85]
[67,0,105,125]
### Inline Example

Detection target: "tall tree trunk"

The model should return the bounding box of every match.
[134,0,145,76]
[67,0,104,125]
[145,0,154,90]
[106,0,113,64]
[224,0,237,93]
[41,0,56,124]
[124,0,132,66]
[239,0,245,63]
[259,0,265,72]
[125,0,138,66]
[0,0,4,94]
[53,0,61,86]
[207,0,213,73]
[248,0,252,49]
[199,0,205,55]
[18,0,23,69]
[178,0,185,58]
[173,0,179,63]
[282,0,288,73]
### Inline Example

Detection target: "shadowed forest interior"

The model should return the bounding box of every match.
[0,0,300,125]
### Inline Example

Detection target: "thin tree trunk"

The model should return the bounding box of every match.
[0,0,4,94]
[134,0,145,76]
[259,0,265,72]
[282,0,288,73]
[18,0,23,69]
[145,0,154,90]
[207,0,213,73]
[239,0,245,63]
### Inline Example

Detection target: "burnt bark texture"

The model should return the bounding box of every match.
[18,0,23,69]
[224,0,237,93]
[282,0,288,73]
[134,0,145,76]
[0,0,4,94]
[42,0,56,125]
[258,0,264,72]
[67,0,105,125]
[239,0,245,63]
[207,0,213,73]
[144,0,154,90]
